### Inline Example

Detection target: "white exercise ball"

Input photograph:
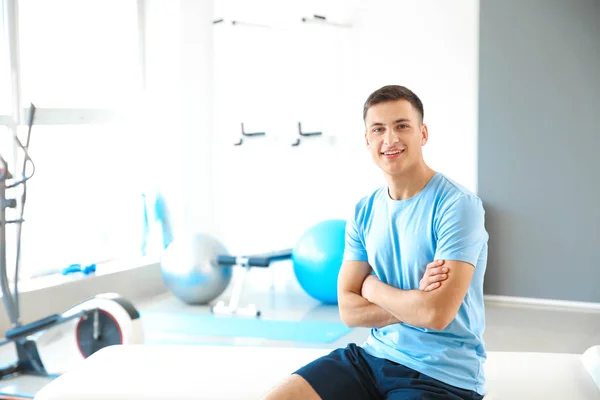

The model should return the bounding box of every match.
[160,233,233,305]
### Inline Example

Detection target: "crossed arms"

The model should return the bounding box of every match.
[337,259,475,331]
[340,193,486,330]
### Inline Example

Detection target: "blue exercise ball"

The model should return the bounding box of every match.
[292,219,346,304]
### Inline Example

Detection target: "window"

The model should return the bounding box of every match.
[1,0,148,280]
[0,0,11,115]
[17,0,140,109]
[16,124,145,278]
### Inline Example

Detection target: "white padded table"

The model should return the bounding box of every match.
[34,344,600,400]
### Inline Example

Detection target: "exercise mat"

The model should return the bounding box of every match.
[140,311,352,344]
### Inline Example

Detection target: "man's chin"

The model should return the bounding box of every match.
[379,164,406,177]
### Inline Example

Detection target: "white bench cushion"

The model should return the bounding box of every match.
[34,345,600,400]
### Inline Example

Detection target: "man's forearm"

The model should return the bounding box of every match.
[367,281,437,330]
[338,291,401,328]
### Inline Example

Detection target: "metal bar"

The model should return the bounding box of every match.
[11,104,35,323]
[16,107,126,125]
[137,0,147,92]
[6,0,22,125]
[4,0,22,324]
[0,162,18,326]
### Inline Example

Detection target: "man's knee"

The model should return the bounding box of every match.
[261,373,322,400]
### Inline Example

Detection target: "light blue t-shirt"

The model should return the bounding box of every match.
[344,172,488,395]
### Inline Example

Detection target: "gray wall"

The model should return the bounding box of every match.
[478,0,600,302]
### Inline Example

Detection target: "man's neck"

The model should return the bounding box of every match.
[387,164,437,201]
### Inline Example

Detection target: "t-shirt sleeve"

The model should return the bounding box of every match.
[434,195,488,267]
[343,206,368,262]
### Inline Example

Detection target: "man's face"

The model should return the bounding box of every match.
[364,99,428,177]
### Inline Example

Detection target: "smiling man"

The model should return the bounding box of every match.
[263,85,489,400]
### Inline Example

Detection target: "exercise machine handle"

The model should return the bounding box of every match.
[216,248,293,268]
[3,308,96,343]
[5,314,61,340]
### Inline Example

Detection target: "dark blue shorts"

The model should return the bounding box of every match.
[294,343,484,400]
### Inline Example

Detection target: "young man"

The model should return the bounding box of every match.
[264,85,488,399]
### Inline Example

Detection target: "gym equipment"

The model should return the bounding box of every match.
[211,248,293,317]
[292,219,346,304]
[160,233,233,305]
[32,344,600,400]
[215,219,347,311]
[160,219,347,316]
[61,263,96,276]
[0,105,144,398]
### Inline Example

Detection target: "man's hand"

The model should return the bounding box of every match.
[419,260,449,291]
[362,260,449,301]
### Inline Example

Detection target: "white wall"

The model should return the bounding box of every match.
[209,0,479,254]
[142,0,216,240]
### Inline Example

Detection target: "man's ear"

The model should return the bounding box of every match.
[421,123,429,146]
[364,131,369,146]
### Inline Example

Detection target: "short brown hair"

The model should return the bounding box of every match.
[363,85,424,123]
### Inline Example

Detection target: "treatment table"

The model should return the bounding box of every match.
[34,344,600,399]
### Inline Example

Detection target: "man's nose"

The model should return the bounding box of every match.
[384,130,399,146]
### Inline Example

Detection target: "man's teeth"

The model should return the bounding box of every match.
[383,150,401,155]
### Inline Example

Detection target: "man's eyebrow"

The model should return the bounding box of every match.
[369,118,411,128]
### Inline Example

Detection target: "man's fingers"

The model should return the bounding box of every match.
[428,266,449,276]
[424,282,441,292]
[420,273,448,290]
[420,261,448,291]
[426,274,448,284]
[427,259,445,269]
